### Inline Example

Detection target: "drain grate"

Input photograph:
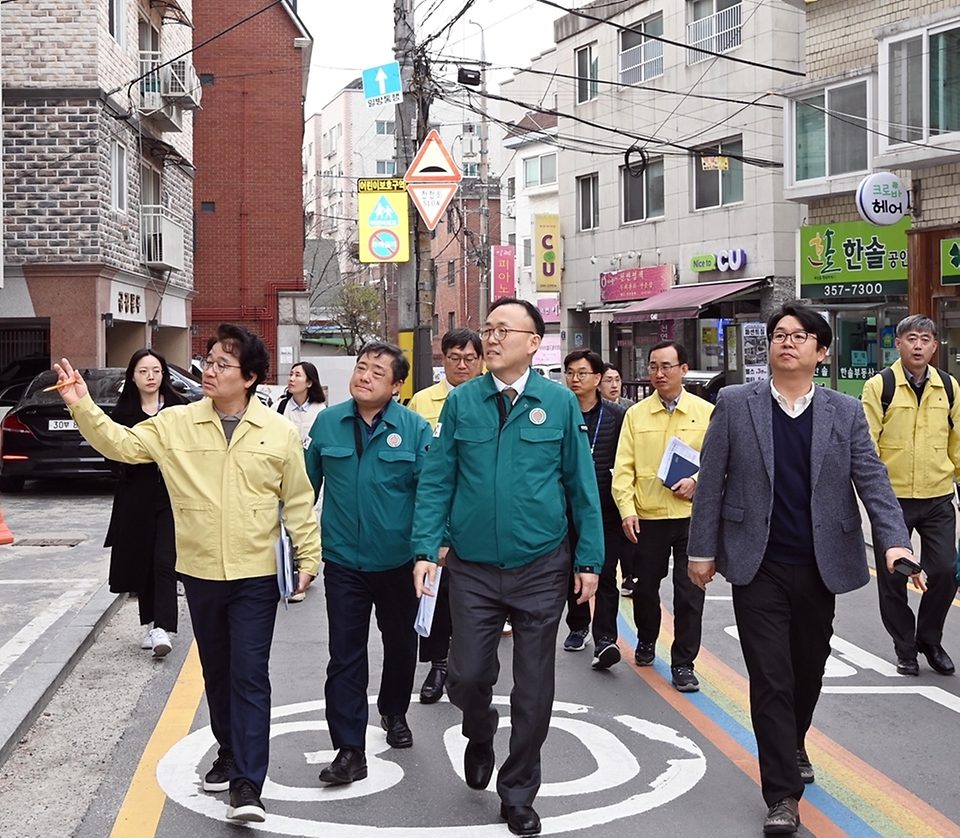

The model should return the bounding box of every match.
[12,537,85,547]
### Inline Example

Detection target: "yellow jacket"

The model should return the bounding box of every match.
[612,389,713,520]
[406,380,450,429]
[69,394,321,580]
[862,360,960,499]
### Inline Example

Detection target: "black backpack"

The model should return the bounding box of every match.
[879,366,954,430]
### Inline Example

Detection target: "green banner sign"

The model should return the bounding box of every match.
[800,218,910,300]
[942,237,960,285]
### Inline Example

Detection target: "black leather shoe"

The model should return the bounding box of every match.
[319,747,367,785]
[464,738,495,789]
[763,797,800,834]
[917,641,955,675]
[500,803,541,836]
[419,666,447,704]
[897,657,919,676]
[796,746,815,783]
[381,714,413,748]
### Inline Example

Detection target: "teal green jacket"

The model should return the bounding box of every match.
[306,398,432,571]
[411,371,604,572]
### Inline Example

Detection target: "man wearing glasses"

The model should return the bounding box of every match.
[687,302,918,835]
[411,298,603,837]
[407,328,483,703]
[862,314,960,677]
[53,324,321,824]
[612,340,713,692]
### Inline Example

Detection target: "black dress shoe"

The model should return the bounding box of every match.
[319,747,367,785]
[419,666,447,704]
[380,714,413,748]
[500,803,541,836]
[897,657,919,676]
[917,641,955,675]
[464,738,495,789]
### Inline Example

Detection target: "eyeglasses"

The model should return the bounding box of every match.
[480,327,537,341]
[647,363,681,373]
[564,370,600,380]
[201,357,242,374]
[770,331,812,345]
[445,354,479,365]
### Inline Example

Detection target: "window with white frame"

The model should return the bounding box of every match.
[883,21,960,145]
[463,123,477,135]
[619,14,664,84]
[463,162,479,178]
[694,138,743,209]
[523,153,557,188]
[505,177,516,200]
[376,160,396,175]
[793,81,868,181]
[621,159,664,223]
[111,141,128,212]
[375,120,395,135]
[578,174,600,230]
[576,44,599,104]
[109,0,124,44]
[687,0,741,63]
[508,232,517,249]
[522,237,532,267]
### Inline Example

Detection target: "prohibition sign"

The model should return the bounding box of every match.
[369,228,401,261]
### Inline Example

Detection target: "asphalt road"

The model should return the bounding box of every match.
[1,481,959,837]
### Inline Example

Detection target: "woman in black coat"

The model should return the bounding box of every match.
[104,349,185,657]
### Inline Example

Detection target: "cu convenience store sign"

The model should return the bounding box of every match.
[800,218,910,300]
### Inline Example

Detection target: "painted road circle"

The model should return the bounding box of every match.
[369,229,401,261]
[156,696,706,835]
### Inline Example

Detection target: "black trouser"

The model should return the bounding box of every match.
[138,504,178,632]
[564,520,625,644]
[323,560,419,750]
[419,564,452,662]
[632,518,704,667]
[875,494,958,659]
[446,542,569,807]
[733,560,835,807]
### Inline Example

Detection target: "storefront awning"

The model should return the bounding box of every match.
[612,278,769,323]
[587,303,630,324]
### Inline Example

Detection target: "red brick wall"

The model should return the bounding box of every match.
[190,1,306,371]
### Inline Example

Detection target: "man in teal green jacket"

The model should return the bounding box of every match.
[412,298,603,837]
[305,343,432,787]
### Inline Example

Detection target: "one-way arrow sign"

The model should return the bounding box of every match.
[362,61,402,109]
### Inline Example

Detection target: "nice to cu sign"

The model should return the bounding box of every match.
[690,248,748,273]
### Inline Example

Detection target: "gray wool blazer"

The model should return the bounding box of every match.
[688,380,912,594]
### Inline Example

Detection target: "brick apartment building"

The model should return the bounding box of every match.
[190,0,311,379]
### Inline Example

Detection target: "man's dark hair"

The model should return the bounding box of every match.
[649,340,689,367]
[488,296,546,338]
[563,349,605,375]
[766,302,833,351]
[357,341,409,383]
[207,323,270,393]
[441,328,482,357]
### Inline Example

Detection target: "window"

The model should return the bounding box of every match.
[463,162,478,178]
[109,0,124,44]
[576,44,599,103]
[794,82,868,181]
[507,232,517,249]
[323,124,342,157]
[505,177,516,200]
[199,73,215,86]
[884,23,960,145]
[694,138,743,209]
[447,260,456,286]
[375,120,395,135]
[621,159,664,223]
[201,201,215,213]
[111,141,127,212]
[687,0,741,64]
[463,123,477,135]
[523,153,557,188]
[522,237,532,268]
[448,312,456,330]
[620,14,664,84]
[376,160,396,175]
[578,174,600,230]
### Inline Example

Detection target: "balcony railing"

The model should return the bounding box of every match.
[137,51,201,131]
[619,39,664,84]
[687,5,742,64]
[141,205,185,271]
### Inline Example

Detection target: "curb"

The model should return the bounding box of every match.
[0,581,124,767]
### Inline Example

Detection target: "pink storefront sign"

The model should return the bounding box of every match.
[537,296,560,323]
[599,264,672,303]
[491,245,516,299]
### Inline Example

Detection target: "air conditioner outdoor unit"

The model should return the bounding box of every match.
[141,91,164,112]
[505,205,515,218]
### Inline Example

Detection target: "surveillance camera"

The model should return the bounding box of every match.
[590,256,597,265]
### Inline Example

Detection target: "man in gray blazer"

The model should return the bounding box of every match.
[688,302,922,836]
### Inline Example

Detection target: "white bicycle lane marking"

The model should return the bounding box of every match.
[157,696,707,835]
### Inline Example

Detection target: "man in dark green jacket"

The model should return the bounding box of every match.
[412,298,604,837]
[305,343,432,787]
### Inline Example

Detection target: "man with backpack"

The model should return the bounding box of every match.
[862,314,960,677]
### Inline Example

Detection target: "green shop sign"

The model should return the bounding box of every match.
[942,237,960,285]
[800,218,910,300]
[691,253,716,272]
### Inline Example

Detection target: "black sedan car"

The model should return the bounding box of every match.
[0,367,203,493]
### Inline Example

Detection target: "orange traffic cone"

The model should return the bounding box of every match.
[0,503,14,545]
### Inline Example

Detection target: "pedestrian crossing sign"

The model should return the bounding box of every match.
[357,178,409,263]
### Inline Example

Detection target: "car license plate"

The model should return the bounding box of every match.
[48,419,78,431]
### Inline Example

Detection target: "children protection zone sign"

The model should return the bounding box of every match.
[358,178,410,263]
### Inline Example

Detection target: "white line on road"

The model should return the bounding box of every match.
[0,579,99,586]
[822,685,960,714]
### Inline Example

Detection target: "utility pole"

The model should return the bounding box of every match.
[469,21,491,324]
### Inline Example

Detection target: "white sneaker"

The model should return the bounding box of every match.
[288,590,306,603]
[140,631,154,650]
[150,627,172,658]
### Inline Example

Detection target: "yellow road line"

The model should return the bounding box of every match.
[109,640,205,838]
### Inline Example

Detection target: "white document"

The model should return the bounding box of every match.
[656,436,701,483]
[414,567,443,638]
